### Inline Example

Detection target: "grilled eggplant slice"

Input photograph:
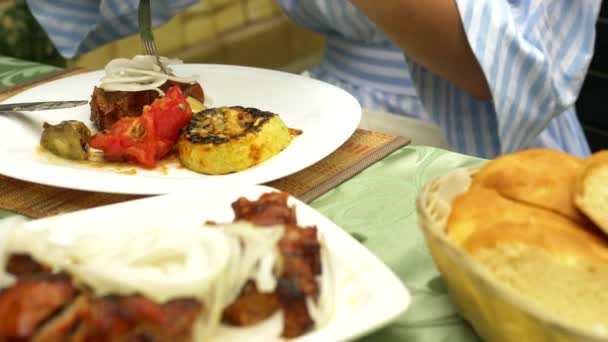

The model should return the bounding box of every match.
[40,120,91,161]
[177,106,293,175]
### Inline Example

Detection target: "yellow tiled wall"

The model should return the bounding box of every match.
[69,0,326,72]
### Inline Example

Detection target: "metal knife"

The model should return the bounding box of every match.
[0,100,88,112]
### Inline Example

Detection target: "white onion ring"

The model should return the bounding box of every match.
[98,55,199,93]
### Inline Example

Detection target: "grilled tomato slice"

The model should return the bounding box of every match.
[89,85,192,168]
[177,106,293,175]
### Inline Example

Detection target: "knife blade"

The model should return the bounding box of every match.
[0,100,88,112]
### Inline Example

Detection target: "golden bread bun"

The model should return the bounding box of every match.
[448,186,608,331]
[471,148,590,226]
[449,186,608,261]
[575,151,608,234]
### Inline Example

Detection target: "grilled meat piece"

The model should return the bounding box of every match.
[0,274,77,340]
[279,225,322,294]
[1,256,201,342]
[222,281,281,326]
[277,226,321,338]
[6,254,49,278]
[82,296,202,342]
[31,295,89,342]
[232,191,298,226]
[33,295,202,342]
[90,81,204,131]
[232,192,321,277]
[177,106,293,175]
[279,292,314,338]
[229,191,322,338]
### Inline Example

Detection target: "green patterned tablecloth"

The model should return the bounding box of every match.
[0,57,488,341]
[312,146,484,342]
[0,55,60,91]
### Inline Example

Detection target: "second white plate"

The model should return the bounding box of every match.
[22,184,410,341]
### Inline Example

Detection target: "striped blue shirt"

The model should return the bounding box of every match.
[27,0,601,158]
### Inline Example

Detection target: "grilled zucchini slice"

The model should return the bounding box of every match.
[177,106,293,175]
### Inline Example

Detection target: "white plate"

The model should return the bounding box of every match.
[23,185,410,342]
[0,64,361,195]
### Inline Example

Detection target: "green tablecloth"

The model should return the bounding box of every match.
[0,55,60,91]
[0,55,487,341]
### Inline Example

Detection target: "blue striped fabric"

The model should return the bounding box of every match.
[27,0,601,158]
[25,0,197,58]
[279,0,600,158]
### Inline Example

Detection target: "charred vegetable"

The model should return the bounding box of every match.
[177,106,293,175]
[40,120,91,160]
[186,96,206,113]
[88,85,192,168]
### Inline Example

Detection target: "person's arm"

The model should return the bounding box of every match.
[384,0,600,156]
[349,0,491,101]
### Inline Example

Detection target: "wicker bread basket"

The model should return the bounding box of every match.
[416,167,608,342]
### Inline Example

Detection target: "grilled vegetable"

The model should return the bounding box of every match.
[40,120,91,160]
[186,96,206,113]
[89,85,192,168]
[177,106,293,175]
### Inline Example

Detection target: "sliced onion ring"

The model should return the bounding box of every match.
[99,55,199,93]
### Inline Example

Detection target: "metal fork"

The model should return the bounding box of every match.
[138,0,170,74]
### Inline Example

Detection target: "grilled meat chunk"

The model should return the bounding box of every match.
[177,106,293,175]
[277,226,321,338]
[90,81,204,131]
[279,292,314,338]
[1,256,202,342]
[6,254,49,278]
[0,274,77,340]
[31,295,89,342]
[222,281,281,326]
[232,191,298,226]
[82,296,202,342]
[229,191,322,337]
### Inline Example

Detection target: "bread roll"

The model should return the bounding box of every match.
[471,148,591,226]
[447,186,608,332]
[575,151,608,235]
